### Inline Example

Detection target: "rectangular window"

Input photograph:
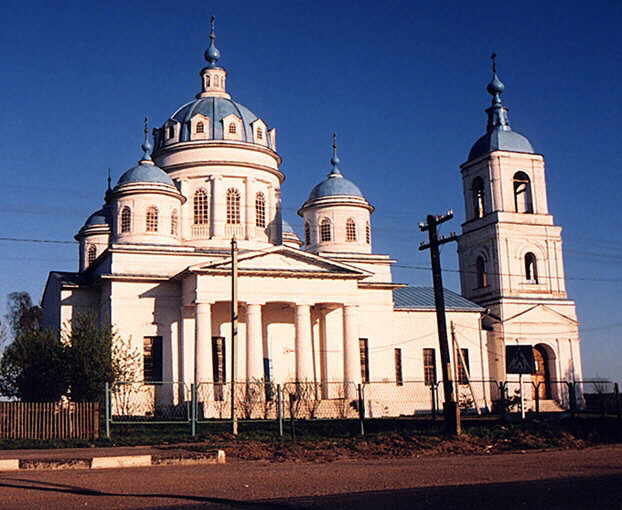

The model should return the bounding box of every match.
[457,348,470,384]
[359,338,369,383]
[143,336,163,383]
[394,348,403,386]
[423,348,436,386]
[212,337,226,401]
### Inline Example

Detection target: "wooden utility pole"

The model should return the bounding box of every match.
[419,211,460,435]
[230,237,238,435]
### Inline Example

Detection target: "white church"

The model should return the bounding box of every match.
[41,22,582,415]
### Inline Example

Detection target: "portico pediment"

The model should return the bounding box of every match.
[186,246,371,279]
[503,304,578,326]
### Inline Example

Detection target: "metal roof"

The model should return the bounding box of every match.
[393,286,484,311]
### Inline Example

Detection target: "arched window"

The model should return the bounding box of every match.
[320,218,332,242]
[472,176,486,219]
[146,206,158,232]
[525,252,538,283]
[256,127,263,140]
[228,123,237,134]
[304,222,311,245]
[513,171,533,213]
[204,75,210,87]
[346,218,357,242]
[171,209,178,236]
[87,244,97,265]
[120,206,131,233]
[196,122,204,134]
[476,256,488,288]
[365,222,371,244]
[167,125,175,139]
[255,192,266,228]
[193,189,209,225]
[226,188,241,224]
[214,76,220,87]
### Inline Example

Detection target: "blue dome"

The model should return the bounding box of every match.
[308,175,364,201]
[167,97,274,149]
[468,127,534,161]
[84,209,108,227]
[117,163,175,187]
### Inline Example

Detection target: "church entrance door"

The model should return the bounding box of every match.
[532,345,551,400]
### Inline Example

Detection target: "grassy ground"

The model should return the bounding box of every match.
[2,415,622,461]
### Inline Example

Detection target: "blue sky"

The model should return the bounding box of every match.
[1,1,621,379]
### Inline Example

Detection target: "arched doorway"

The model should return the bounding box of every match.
[532,345,551,399]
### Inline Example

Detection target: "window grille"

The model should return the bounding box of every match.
[365,222,371,244]
[359,338,369,383]
[304,222,311,245]
[212,336,226,400]
[87,244,97,265]
[171,209,178,236]
[457,348,470,384]
[121,206,131,233]
[320,218,332,242]
[346,218,357,241]
[395,348,403,386]
[146,206,158,232]
[196,122,204,134]
[228,123,237,134]
[423,348,436,386]
[256,127,263,140]
[193,189,209,225]
[255,192,266,227]
[226,188,241,224]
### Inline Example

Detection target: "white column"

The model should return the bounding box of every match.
[246,303,264,381]
[342,305,361,385]
[195,302,213,383]
[245,177,255,240]
[295,304,313,381]
[211,176,224,238]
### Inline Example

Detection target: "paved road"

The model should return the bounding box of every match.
[1,446,622,509]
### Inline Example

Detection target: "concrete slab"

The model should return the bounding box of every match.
[0,459,19,471]
[91,455,152,469]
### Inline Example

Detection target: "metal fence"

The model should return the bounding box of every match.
[103,379,622,438]
[0,401,100,440]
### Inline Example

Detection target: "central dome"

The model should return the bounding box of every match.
[171,96,269,145]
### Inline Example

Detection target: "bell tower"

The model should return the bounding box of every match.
[457,55,582,386]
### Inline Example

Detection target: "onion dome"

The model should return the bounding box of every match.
[153,16,275,152]
[116,119,176,188]
[306,134,365,202]
[84,209,108,227]
[468,54,534,161]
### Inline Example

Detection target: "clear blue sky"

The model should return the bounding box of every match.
[1,1,621,380]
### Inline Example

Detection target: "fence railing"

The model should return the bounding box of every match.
[0,401,100,440]
[103,379,622,438]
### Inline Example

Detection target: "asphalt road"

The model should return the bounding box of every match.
[1,446,622,509]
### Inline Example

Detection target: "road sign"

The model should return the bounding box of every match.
[506,345,535,374]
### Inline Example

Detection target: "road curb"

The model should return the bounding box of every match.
[0,449,225,472]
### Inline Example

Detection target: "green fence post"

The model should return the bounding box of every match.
[535,383,540,414]
[358,384,365,436]
[104,382,111,439]
[568,382,577,418]
[431,383,437,420]
[191,383,197,437]
[277,384,283,437]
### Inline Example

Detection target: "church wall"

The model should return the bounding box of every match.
[158,145,280,174]
[110,251,221,277]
